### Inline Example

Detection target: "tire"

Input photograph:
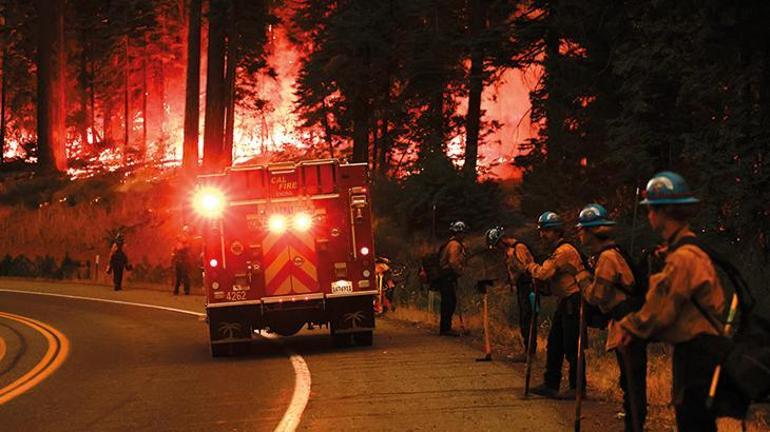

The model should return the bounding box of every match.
[270,320,305,337]
[353,331,373,346]
[210,341,250,357]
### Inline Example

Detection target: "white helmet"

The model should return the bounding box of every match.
[449,221,468,234]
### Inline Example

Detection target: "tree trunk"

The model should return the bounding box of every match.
[203,0,227,171]
[141,32,148,160]
[426,85,445,156]
[1,44,6,164]
[351,94,369,163]
[103,92,114,145]
[462,0,486,181]
[223,20,236,167]
[158,59,165,142]
[124,35,130,159]
[421,6,447,162]
[89,58,98,144]
[322,99,334,158]
[36,0,67,174]
[377,117,389,178]
[183,0,202,170]
[79,41,91,146]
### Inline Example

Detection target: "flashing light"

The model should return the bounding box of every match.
[194,187,226,218]
[209,258,219,268]
[293,212,313,232]
[360,246,370,256]
[268,214,288,233]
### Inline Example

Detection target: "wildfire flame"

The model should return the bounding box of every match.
[1,5,537,181]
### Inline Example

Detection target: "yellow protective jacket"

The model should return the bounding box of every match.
[525,241,582,300]
[500,237,534,289]
[440,237,466,277]
[576,244,635,351]
[619,229,726,344]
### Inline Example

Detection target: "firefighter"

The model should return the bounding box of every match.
[574,204,647,431]
[512,211,586,399]
[438,221,468,336]
[617,171,726,432]
[485,226,537,361]
[106,235,131,291]
[374,256,396,314]
[172,226,192,295]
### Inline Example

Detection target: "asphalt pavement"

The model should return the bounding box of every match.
[0,279,622,431]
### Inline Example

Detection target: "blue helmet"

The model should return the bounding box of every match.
[449,220,468,234]
[485,226,504,248]
[640,171,700,205]
[576,204,616,228]
[537,211,563,230]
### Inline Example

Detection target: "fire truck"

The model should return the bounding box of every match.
[192,159,377,357]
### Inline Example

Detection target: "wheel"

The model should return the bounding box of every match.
[270,320,305,336]
[353,331,373,346]
[210,341,250,357]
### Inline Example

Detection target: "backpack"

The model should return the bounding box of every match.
[508,239,535,290]
[419,240,455,291]
[670,236,770,402]
[558,241,609,329]
[594,244,647,321]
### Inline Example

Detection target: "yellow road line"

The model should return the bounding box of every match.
[0,290,309,432]
[0,312,70,405]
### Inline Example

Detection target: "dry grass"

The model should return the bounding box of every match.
[0,175,185,268]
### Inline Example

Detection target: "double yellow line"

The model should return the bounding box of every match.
[0,312,70,405]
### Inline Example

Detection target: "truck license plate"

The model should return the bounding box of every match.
[331,280,353,294]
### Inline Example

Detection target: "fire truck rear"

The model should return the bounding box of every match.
[192,160,376,357]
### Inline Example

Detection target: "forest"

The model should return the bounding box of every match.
[0,0,768,265]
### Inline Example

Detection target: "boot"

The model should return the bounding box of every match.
[529,383,559,399]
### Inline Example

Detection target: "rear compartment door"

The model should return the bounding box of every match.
[262,230,320,296]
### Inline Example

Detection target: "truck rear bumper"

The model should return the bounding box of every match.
[205,289,378,308]
[205,290,377,341]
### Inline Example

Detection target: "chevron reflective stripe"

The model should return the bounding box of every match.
[264,231,318,296]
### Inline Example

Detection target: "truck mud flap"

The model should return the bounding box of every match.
[328,295,375,334]
[207,305,260,343]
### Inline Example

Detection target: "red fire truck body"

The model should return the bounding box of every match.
[194,160,376,356]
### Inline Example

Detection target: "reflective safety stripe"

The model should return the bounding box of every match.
[264,231,319,296]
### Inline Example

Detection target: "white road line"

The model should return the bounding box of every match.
[0,289,311,432]
[265,334,312,432]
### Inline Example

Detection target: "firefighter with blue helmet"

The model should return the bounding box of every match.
[512,211,587,398]
[438,221,468,336]
[537,211,563,230]
[617,171,743,431]
[574,204,647,431]
[485,225,537,361]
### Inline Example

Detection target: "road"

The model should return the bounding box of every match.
[0,280,622,431]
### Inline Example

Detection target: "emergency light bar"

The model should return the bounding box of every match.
[194,187,226,218]
[268,212,314,233]
[268,214,288,233]
[293,212,313,232]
